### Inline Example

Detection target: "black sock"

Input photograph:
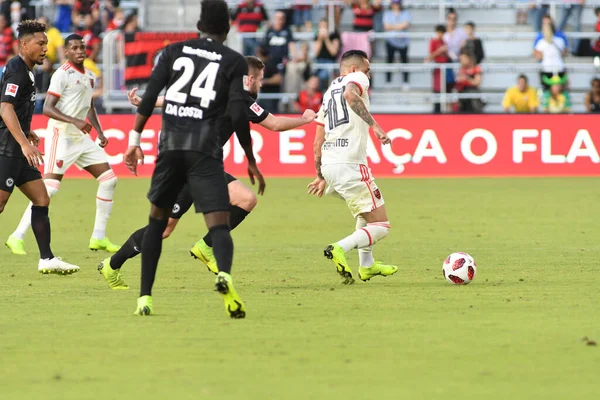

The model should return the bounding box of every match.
[31,205,54,260]
[203,206,250,247]
[209,224,233,274]
[140,217,168,297]
[110,226,146,270]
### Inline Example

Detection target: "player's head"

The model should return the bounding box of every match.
[340,50,370,78]
[517,74,528,92]
[245,56,265,98]
[64,34,86,65]
[197,0,231,42]
[17,20,48,66]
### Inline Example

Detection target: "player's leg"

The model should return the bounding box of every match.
[0,155,17,215]
[186,153,245,319]
[355,205,398,282]
[80,138,120,252]
[134,152,185,315]
[190,174,257,273]
[18,168,79,274]
[7,130,69,254]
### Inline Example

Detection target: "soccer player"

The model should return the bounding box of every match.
[124,0,262,318]
[0,20,79,274]
[6,34,120,256]
[307,50,398,285]
[98,55,316,287]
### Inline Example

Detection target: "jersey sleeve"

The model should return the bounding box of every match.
[138,45,172,117]
[345,72,370,96]
[247,101,269,124]
[229,55,252,148]
[315,104,325,126]
[46,68,68,98]
[0,64,25,105]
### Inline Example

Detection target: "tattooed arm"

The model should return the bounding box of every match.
[343,82,391,144]
[307,124,327,197]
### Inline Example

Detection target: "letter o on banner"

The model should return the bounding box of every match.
[461,129,497,165]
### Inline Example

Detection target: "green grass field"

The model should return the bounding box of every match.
[1,177,599,400]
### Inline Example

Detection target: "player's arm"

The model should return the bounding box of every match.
[259,109,316,132]
[43,93,92,134]
[87,98,107,147]
[126,47,171,174]
[307,123,326,197]
[127,87,164,108]
[0,102,43,167]
[343,82,391,145]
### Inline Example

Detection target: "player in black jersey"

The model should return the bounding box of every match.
[124,0,261,318]
[98,55,316,288]
[0,20,79,274]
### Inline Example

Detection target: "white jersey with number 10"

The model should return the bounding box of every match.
[316,71,371,166]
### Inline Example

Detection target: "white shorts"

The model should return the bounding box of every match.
[322,163,385,218]
[44,129,108,175]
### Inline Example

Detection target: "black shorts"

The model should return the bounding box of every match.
[147,150,230,214]
[0,155,42,193]
[170,173,237,219]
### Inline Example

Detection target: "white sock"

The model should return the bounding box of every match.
[337,221,391,253]
[355,216,374,267]
[92,170,117,240]
[12,179,60,240]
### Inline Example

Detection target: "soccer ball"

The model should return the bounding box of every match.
[442,252,476,285]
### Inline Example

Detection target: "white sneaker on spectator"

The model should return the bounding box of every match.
[38,257,80,275]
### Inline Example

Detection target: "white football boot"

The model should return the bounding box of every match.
[38,257,80,275]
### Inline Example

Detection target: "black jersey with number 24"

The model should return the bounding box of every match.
[138,38,248,159]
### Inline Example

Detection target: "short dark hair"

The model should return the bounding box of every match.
[446,7,457,17]
[595,7,600,16]
[518,74,528,83]
[197,0,230,36]
[465,21,475,29]
[592,77,600,85]
[64,34,84,48]
[17,20,46,40]
[246,56,264,72]
[341,50,368,63]
[435,24,446,33]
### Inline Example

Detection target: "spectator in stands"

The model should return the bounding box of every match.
[101,0,120,29]
[503,74,539,113]
[542,74,571,113]
[256,45,282,113]
[326,0,344,29]
[313,18,340,90]
[105,7,125,32]
[592,7,600,53]
[72,0,99,32]
[584,77,600,112]
[444,8,467,62]
[76,13,101,62]
[534,15,568,49]
[558,0,584,53]
[529,1,550,32]
[426,24,452,114]
[462,21,484,65]
[349,0,382,32]
[53,0,75,32]
[122,10,139,34]
[534,21,567,90]
[232,0,269,56]
[455,51,484,113]
[383,0,410,89]
[3,0,30,32]
[0,13,16,72]
[295,76,323,113]
[293,0,316,32]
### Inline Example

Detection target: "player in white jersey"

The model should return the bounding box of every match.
[307,50,398,284]
[6,34,120,255]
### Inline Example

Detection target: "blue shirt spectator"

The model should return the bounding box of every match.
[383,0,410,49]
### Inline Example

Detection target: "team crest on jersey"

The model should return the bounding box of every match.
[5,178,14,187]
[56,160,63,168]
[5,83,18,97]
[172,203,180,214]
[30,92,36,102]
[250,102,264,116]
[373,189,381,200]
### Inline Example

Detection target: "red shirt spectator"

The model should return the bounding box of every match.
[351,0,382,32]
[296,76,323,113]
[76,14,101,61]
[75,0,99,15]
[0,15,16,66]
[232,1,269,33]
[427,25,450,93]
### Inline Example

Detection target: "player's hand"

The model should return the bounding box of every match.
[373,125,391,145]
[21,143,44,168]
[302,108,316,123]
[74,119,93,134]
[28,131,40,146]
[247,161,266,195]
[127,87,142,107]
[97,132,108,148]
[124,146,144,175]
[307,177,326,197]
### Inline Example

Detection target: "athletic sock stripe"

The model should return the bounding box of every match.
[98,172,116,182]
[96,196,113,202]
[369,223,391,229]
[360,228,373,246]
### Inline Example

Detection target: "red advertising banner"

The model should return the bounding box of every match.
[30,114,600,178]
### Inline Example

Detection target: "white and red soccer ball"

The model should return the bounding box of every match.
[442,252,477,285]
